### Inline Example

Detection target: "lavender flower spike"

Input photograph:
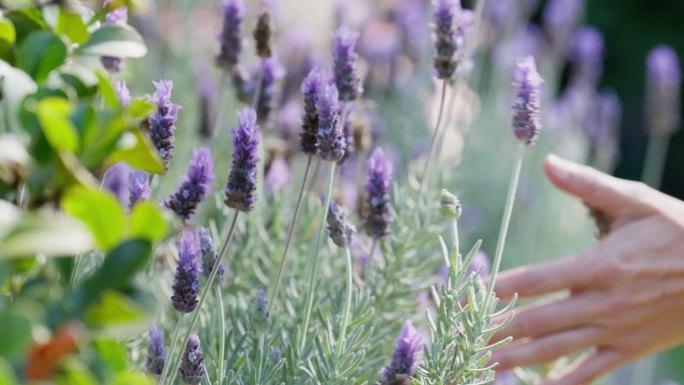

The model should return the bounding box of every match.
[224,108,260,212]
[252,289,271,332]
[171,231,202,313]
[256,56,286,123]
[570,26,604,84]
[128,170,151,209]
[165,148,215,222]
[333,24,362,101]
[146,325,166,377]
[199,227,226,286]
[216,0,245,70]
[512,56,543,145]
[300,68,325,155]
[148,80,182,172]
[114,80,131,107]
[315,82,346,162]
[103,162,130,207]
[364,148,394,239]
[324,197,356,248]
[646,45,681,135]
[380,320,424,384]
[433,0,469,80]
[179,334,205,385]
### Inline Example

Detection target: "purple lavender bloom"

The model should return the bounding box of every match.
[265,156,290,194]
[147,80,181,172]
[570,26,604,84]
[164,148,216,222]
[333,24,362,101]
[256,56,286,123]
[277,100,301,141]
[394,0,431,62]
[114,80,131,107]
[224,108,260,212]
[103,162,130,207]
[171,231,202,313]
[128,170,151,209]
[542,0,585,53]
[646,45,681,135]
[197,76,214,139]
[179,334,205,385]
[432,0,470,80]
[146,325,166,377]
[300,68,326,155]
[380,320,424,384]
[364,148,394,239]
[359,20,401,64]
[339,108,355,164]
[198,227,225,286]
[217,0,245,70]
[252,289,271,331]
[324,197,356,248]
[512,56,543,145]
[101,0,128,72]
[315,82,346,162]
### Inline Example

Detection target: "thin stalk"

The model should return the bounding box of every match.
[251,66,265,111]
[419,81,449,196]
[641,134,670,189]
[487,144,525,304]
[212,71,231,137]
[364,239,378,283]
[268,155,313,305]
[166,212,240,385]
[158,314,186,385]
[299,161,337,352]
[216,286,226,385]
[451,218,461,273]
[335,246,354,359]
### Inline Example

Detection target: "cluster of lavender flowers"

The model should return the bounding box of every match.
[147,80,182,171]
[432,0,473,80]
[164,148,215,222]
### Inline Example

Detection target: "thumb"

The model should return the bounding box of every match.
[544,154,654,217]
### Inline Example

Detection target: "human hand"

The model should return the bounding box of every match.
[490,154,684,385]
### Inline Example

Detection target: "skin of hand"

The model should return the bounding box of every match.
[489,154,684,385]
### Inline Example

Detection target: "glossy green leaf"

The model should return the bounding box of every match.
[62,187,126,251]
[75,24,147,58]
[17,30,67,81]
[125,97,155,120]
[85,291,144,327]
[105,130,165,174]
[0,312,31,358]
[128,202,167,242]
[107,372,155,385]
[0,358,19,385]
[94,339,127,371]
[55,365,97,385]
[0,60,37,130]
[56,10,89,44]
[97,71,120,109]
[0,19,15,44]
[36,97,80,152]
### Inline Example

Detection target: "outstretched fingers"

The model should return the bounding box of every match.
[540,349,626,385]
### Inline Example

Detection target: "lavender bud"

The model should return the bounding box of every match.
[171,231,202,313]
[198,227,225,286]
[432,0,471,80]
[217,0,245,70]
[103,162,130,207]
[324,197,356,248]
[251,289,271,332]
[179,334,205,385]
[114,80,131,107]
[224,108,260,212]
[253,10,273,58]
[380,320,424,384]
[146,325,166,377]
[164,148,216,222]
[364,148,394,239]
[333,24,362,101]
[300,68,325,155]
[256,56,286,123]
[439,189,461,219]
[315,82,346,162]
[646,45,681,135]
[512,56,543,145]
[147,80,182,172]
[570,26,604,84]
[128,170,151,209]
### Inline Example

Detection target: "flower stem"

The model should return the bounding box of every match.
[216,286,226,385]
[451,218,461,274]
[335,246,354,359]
[268,155,313,306]
[364,239,378,283]
[419,81,448,197]
[641,134,670,189]
[165,211,240,385]
[158,314,186,385]
[212,71,230,138]
[299,160,337,353]
[487,144,525,304]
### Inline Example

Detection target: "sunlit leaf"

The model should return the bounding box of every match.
[128,202,168,242]
[62,187,126,251]
[85,291,145,327]
[56,10,89,44]
[94,339,127,371]
[97,71,120,109]
[105,130,165,174]
[75,24,147,58]
[0,358,19,385]
[36,97,79,152]
[107,372,155,385]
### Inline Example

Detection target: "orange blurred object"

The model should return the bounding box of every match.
[25,322,81,381]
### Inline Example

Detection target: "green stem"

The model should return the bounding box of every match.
[216,286,226,385]
[158,314,186,385]
[212,71,230,138]
[641,134,670,189]
[364,239,378,283]
[419,81,448,197]
[487,144,525,304]
[166,211,240,385]
[298,161,337,352]
[335,246,354,359]
[451,218,461,275]
[268,155,313,306]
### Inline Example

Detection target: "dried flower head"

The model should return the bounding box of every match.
[164,148,216,222]
[217,0,245,70]
[646,45,681,135]
[333,24,362,101]
[171,231,202,313]
[315,82,346,162]
[300,68,326,155]
[128,170,151,209]
[180,334,205,385]
[364,148,394,239]
[198,227,225,286]
[224,108,260,212]
[147,80,182,172]
[146,325,166,377]
[512,56,543,145]
[380,320,424,384]
[324,197,356,248]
